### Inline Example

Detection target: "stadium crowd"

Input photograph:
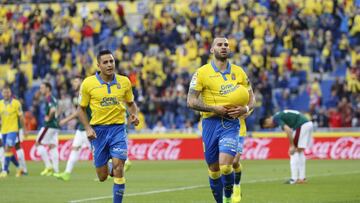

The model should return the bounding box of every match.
[0,0,359,132]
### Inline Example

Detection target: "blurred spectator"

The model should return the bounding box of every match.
[308,77,322,112]
[328,108,342,128]
[24,111,37,131]
[338,97,353,127]
[152,120,166,134]
[325,88,339,109]
[116,2,126,26]
[182,120,195,134]
[313,108,329,128]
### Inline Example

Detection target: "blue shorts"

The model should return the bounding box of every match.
[237,136,245,154]
[2,132,19,147]
[91,124,128,168]
[202,117,240,165]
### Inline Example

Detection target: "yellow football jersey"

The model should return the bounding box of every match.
[79,72,134,125]
[0,99,23,134]
[190,62,251,118]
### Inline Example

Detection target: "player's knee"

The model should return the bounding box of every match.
[232,162,239,169]
[98,174,108,182]
[72,146,81,151]
[48,144,56,149]
[208,169,221,179]
[112,163,124,175]
[233,163,243,173]
[4,146,11,152]
[220,165,233,175]
[208,163,220,172]
[297,148,304,152]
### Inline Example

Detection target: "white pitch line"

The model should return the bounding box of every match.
[68,170,360,203]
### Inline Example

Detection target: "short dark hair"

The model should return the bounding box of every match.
[97,49,113,63]
[3,83,11,90]
[43,82,52,91]
[259,115,271,129]
[211,37,227,48]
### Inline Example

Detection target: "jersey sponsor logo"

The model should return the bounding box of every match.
[100,97,119,106]
[231,73,236,80]
[116,83,121,89]
[1,110,9,116]
[219,84,239,95]
[112,147,122,152]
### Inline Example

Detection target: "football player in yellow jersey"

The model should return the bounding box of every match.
[188,37,255,203]
[78,50,139,203]
[232,110,254,203]
[0,85,27,178]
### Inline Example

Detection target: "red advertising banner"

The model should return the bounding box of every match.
[22,139,93,161]
[127,139,203,160]
[19,136,360,161]
[305,137,360,159]
[241,137,360,160]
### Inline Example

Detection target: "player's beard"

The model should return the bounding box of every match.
[214,51,229,62]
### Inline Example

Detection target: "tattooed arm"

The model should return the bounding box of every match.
[187,88,227,116]
[187,88,214,112]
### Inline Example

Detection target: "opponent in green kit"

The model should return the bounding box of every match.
[260,110,314,184]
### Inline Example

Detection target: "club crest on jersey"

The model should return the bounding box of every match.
[116,83,121,89]
[231,73,236,80]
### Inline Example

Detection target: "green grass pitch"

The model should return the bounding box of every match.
[0,160,359,203]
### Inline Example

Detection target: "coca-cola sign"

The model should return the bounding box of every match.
[242,138,271,160]
[19,135,360,161]
[29,140,92,161]
[128,139,182,160]
[306,137,360,159]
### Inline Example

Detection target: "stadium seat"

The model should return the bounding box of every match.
[24,86,40,109]
[298,70,307,84]
[289,76,300,93]
[331,64,347,77]
[290,91,310,112]
[320,80,334,102]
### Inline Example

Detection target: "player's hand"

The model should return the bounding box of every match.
[227,106,248,118]
[212,106,228,116]
[44,115,49,122]
[86,127,97,141]
[288,145,296,156]
[240,109,254,119]
[240,111,251,119]
[129,114,140,126]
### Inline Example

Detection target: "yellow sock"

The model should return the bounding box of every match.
[5,152,13,157]
[114,177,126,184]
